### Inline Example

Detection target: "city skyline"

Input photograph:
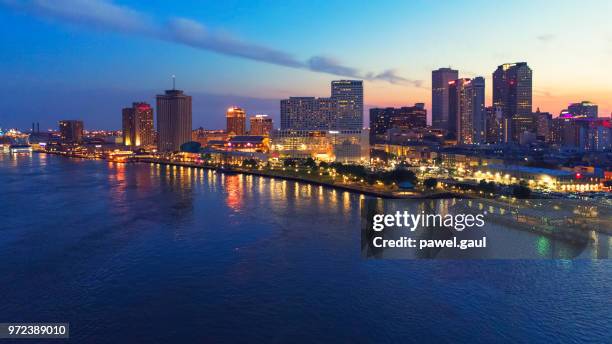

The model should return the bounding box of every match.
[1,0,612,130]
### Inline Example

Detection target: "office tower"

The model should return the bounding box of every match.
[448,77,485,144]
[492,62,532,142]
[567,101,598,118]
[467,77,486,144]
[59,120,84,143]
[249,115,273,136]
[485,106,507,144]
[331,80,363,130]
[226,107,246,136]
[122,102,154,147]
[156,88,192,152]
[534,108,552,142]
[280,97,335,130]
[432,68,459,130]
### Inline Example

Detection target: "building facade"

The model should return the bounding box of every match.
[122,102,154,148]
[270,129,369,162]
[331,80,363,130]
[492,62,532,142]
[432,67,459,131]
[280,80,363,131]
[59,120,84,143]
[156,89,192,152]
[226,107,246,136]
[369,104,427,143]
[249,115,273,136]
[449,77,485,144]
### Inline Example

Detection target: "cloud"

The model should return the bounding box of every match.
[536,34,556,43]
[2,0,417,85]
[366,69,424,88]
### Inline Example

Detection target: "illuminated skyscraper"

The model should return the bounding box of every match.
[331,80,363,130]
[122,102,154,147]
[448,77,485,144]
[432,67,459,130]
[280,97,335,130]
[59,120,83,143]
[492,62,532,142]
[249,115,273,136]
[156,88,192,152]
[226,107,247,136]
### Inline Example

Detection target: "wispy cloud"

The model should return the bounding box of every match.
[536,34,556,43]
[2,0,419,85]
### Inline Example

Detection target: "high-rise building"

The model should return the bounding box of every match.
[281,97,334,130]
[485,106,508,144]
[432,68,459,131]
[331,80,363,130]
[156,88,192,152]
[492,62,532,142]
[226,107,246,136]
[59,120,83,143]
[448,77,485,144]
[369,104,427,143]
[122,102,154,147]
[534,108,552,142]
[249,115,273,136]
[566,101,598,119]
[281,80,363,131]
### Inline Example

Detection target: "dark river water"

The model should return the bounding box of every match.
[0,153,610,343]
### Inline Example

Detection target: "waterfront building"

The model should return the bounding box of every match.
[448,77,486,144]
[226,107,247,136]
[280,80,363,131]
[369,104,427,143]
[156,88,192,152]
[475,164,602,192]
[492,62,533,142]
[566,101,598,119]
[331,80,363,130]
[192,128,227,146]
[270,129,369,162]
[432,67,459,130]
[227,135,269,153]
[249,114,273,136]
[280,97,333,130]
[59,120,84,143]
[122,102,154,148]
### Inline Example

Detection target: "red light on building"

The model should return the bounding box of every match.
[575,173,582,179]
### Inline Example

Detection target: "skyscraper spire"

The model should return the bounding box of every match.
[172,75,176,90]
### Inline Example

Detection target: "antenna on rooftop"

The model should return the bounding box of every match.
[172,75,176,90]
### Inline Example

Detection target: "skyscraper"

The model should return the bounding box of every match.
[156,88,192,152]
[226,107,246,136]
[432,67,459,130]
[485,106,508,144]
[249,115,273,136]
[59,120,83,143]
[492,62,532,142]
[448,77,486,144]
[280,80,363,131]
[534,108,552,142]
[122,102,154,147]
[331,80,363,130]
